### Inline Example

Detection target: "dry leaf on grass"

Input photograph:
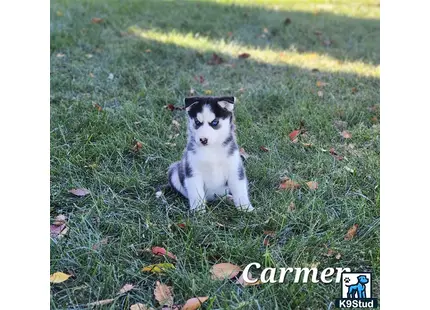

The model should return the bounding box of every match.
[50,272,71,283]
[119,283,134,294]
[288,130,300,142]
[306,181,318,190]
[154,281,174,307]
[130,304,154,310]
[50,223,68,238]
[151,246,177,260]
[142,263,175,273]
[132,141,143,152]
[93,103,103,111]
[53,214,67,226]
[259,146,270,152]
[182,297,209,310]
[238,53,250,59]
[279,178,300,190]
[204,90,213,95]
[344,224,359,240]
[210,263,241,280]
[69,188,90,197]
[341,131,352,139]
[91,17,103,24]
[207,53,224,65]
[288,202,296,212]
[235,272,262,286]
[316,81,328,87]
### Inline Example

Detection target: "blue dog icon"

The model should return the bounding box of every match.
[346,275,369,298]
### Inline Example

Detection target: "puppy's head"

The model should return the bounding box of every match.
[185,96,235,147]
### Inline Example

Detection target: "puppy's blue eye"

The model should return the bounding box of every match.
[210,119,219,127]
[194,119,202,126]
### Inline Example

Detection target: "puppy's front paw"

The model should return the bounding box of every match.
[237,203,254,212]
[189,199,207,213]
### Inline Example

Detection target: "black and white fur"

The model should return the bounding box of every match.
[168,96,253,212]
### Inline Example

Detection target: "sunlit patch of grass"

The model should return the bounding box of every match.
[129,27,379,77]
[201,0,380,19]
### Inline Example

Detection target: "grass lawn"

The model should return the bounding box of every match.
[50,0,380,308]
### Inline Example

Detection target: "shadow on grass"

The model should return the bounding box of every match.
[52,0,379,65]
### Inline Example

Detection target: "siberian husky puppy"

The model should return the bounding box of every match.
[168,96,253,212]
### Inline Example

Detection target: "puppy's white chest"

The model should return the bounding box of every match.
[195,148,229,196]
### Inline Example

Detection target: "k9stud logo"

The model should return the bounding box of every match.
[335,272,378,308]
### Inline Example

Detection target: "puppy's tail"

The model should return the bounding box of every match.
[168,161,188,198]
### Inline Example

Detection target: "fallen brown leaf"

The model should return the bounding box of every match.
[154,281,174,307]
[316,81,328,87]
[259,146,270,152]
[53,214,67,226]
[207,53,224,65]
[151,246,177,260]
[288,201,296,212]
[182,297,209,310]
[119,283,134,294]
[344,224,359,240]
[132,141,143,152]
[69,188,90,197]
[306,181,318,190]
[194,75,205,84]
[263,230,275,237]
[94,103,103,112]
[341,131,352,139]
[288,130,300,142]
[50,223,67,238]
[279,178,300,190]
[130,304,154,310]
[210,263,241,280]
[351,87,358,94]
[323,249,335,257]
[371,116,379,124]
[238,53,250,59]
[91,17,103,24]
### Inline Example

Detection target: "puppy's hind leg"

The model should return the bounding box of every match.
[168,162,188,198]
[228,160,254,212]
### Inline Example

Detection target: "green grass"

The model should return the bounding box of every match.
[50,0,380,308]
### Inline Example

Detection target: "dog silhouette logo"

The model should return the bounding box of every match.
[345,275,369,298]
[335,272,378,308]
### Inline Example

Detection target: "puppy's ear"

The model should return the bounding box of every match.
[185,97,200,111]
[217,96,235,112]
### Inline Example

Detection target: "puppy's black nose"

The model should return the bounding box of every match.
[200,138,208,145]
